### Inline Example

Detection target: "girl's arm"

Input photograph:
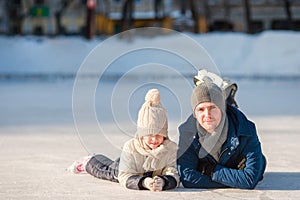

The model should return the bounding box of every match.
[118,140,149,190]
[160,149,180,190]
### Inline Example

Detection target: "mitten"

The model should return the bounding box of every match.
[142,177,154,190]
[152,176,165,191]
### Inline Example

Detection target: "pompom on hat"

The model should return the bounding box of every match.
[136,89,168,138]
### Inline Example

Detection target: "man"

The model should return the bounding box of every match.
[177,78,266,189]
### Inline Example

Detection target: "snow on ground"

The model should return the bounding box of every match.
[1,30,300,199]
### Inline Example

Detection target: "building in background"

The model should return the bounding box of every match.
[206,0,300,33]
[0,0,86,36]
[0,0,300,37]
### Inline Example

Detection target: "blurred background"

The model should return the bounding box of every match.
[1,0,300,39]
[1,0,300,128]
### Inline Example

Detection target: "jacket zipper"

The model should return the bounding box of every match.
[219,147,229,160]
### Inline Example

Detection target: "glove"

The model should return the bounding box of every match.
[152,176,165,192]
[142,177,165,192]
[198,159,217,177]
[142,177,154,191]
[237,156,246,170]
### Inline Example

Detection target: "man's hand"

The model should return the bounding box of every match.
[198,159,217,177]
[237,156,246,170]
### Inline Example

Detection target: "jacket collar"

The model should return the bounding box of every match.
[226,105,254,137]
[219,105,254,162]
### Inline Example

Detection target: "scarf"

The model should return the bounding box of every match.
[197,115,228,162]
[133,137,174,171]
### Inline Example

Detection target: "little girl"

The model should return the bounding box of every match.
[68,89,179,191]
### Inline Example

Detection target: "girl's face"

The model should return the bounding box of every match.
[142,134,164,149]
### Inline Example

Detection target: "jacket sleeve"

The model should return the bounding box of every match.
[212,122,266,189]
[123,164,180,190]
[160,149,180,190]
[124,175,147,190]
[177,124,227,188]
[118,140,146,190]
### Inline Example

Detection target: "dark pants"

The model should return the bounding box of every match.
[85,154,120,183]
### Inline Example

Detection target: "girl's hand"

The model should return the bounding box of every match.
[151,176,165,191]
[142,177,155,191]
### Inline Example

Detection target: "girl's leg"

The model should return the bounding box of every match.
[85,154,120,182]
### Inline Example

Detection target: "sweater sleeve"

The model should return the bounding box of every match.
[158,175,178,190]
[119,139,180,190]
[160,148,180,190]
[118,140,156,190]
[118,140,143,189]
[125,175,147,190]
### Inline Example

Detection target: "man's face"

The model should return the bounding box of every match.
[194,102,222,134]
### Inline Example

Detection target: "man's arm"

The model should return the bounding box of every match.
[177,132,227,188]
[212,126,266,189]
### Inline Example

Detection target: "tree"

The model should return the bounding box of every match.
[120,0,134,32]
[6,0,24,35]
[54,0,71,35]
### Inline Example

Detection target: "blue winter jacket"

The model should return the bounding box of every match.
[177,105,266,189]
